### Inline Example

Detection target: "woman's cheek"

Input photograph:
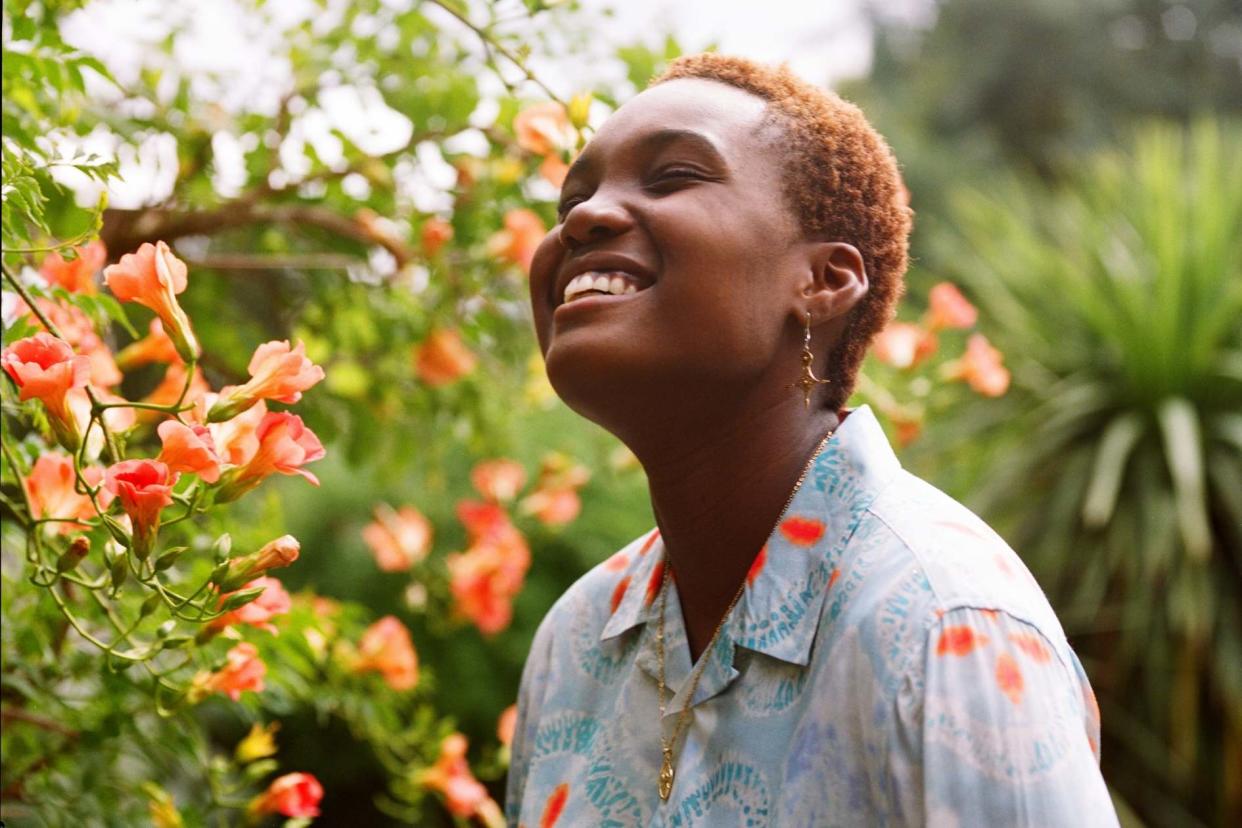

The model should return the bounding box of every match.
[527,229,566,315]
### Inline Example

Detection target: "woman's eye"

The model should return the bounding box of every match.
[646,167,708,192]
[655,167,704,182]
[557,197,585,219]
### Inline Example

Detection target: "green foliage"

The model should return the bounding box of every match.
[918,120,1242,826]
[2,0,116,250]
[616,33,685,91]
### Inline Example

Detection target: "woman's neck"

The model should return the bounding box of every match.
[632,399,840,662]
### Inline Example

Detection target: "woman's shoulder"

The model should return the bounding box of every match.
[857,468,1068,643]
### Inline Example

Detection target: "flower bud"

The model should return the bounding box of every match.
[218,585,266,613]
[215,535,299,592]
[55,536,91,573]
[212,533,232,562]
[208,560,230,585]
[194,624,222,646]
[101,515,131,546]
[154,546,186,571]
[140,592,163,618]
[108,551,128,593]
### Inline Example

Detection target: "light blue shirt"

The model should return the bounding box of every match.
[506,405,1118,827]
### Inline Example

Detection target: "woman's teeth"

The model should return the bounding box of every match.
[562,272,641,304]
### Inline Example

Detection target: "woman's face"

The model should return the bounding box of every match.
[528,78,815,433]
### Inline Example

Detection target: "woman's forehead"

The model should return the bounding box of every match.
[586,78,770,164]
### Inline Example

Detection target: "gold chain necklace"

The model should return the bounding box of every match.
[655,428,835,802]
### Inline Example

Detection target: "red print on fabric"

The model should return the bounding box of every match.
[747,546,767,585]
[644,560,666,606]
[827,568,840,590]
[603,552,629,572]
[935,625,989,656]
[996,653,1024,704]
[1009,633,1052,663]
[779,516,825,546]
[639,529,660,556]
[936,519,987,540]
[540,783,569,828]
[610,576,631,614]
[994,554,1015,577]
[1083,682,1102,758]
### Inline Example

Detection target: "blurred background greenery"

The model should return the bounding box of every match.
[2,0,1239,825]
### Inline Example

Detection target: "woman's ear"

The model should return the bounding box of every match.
[799,241,869,325]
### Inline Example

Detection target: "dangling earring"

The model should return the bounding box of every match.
[790,311,830,409]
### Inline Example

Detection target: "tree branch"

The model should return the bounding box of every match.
[101,202,415,269]
[182,252,358,271]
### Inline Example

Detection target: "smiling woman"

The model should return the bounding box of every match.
[507,53,1120,826]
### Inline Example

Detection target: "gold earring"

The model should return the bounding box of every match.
[791,311,830,409]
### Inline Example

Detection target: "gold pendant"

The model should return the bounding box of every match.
[658,748,675,801]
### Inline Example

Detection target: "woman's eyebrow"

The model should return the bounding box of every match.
[641,128,727,163]
[563,128,727,184]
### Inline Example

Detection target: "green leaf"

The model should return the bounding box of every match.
[1082,412,1145,528]
[1156,398,1212,562]
[93,293,139,338]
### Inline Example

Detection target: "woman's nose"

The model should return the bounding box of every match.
[560,195,634,249]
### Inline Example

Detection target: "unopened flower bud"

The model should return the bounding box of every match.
[212,533,233,563]
[219,585,266,613]
[254,534,300,571]
[216,535,300,592]
[109,554,128,593]
[102,515,131,546]
[140,592,163,618]
[154,546,187,571]
[55,536,91,573]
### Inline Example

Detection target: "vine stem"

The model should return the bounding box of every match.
[1,430,53,573]
[96,399,194,414]
[427,0,568,106]
[1,225,97,254]
[43,578,144,661]
[84,387,121,462]
[2,264,64,338]
[89,589,148,665]
[0,438,31,520]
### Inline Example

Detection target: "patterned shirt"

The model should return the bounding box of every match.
[505,405,1119,827]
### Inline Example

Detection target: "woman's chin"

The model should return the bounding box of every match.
[544,347,667,432]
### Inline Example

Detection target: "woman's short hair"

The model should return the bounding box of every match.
[655,54,913,410]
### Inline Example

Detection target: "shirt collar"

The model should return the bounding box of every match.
[599,404,902,666]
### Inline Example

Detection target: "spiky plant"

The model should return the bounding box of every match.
[913,120,1241,826]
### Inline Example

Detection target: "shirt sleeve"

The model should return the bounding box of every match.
[893,606,1119,827]
[503,608,557,825]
